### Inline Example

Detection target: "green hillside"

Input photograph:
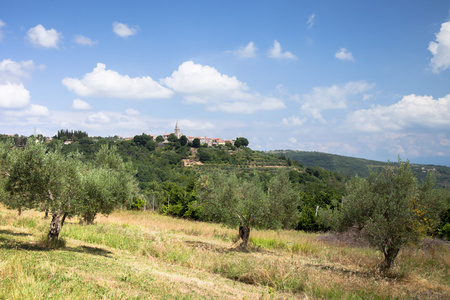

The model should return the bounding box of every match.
[272,150,450,188]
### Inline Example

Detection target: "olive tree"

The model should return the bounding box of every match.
[318,160,444,272]
[198,171,267,248]
[2,140,138,240]
[3,140,74,239]
[265,170,301,229]
[74,144,139,224]
[197,170,300,249]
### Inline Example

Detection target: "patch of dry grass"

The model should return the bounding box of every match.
[1,206,449,299]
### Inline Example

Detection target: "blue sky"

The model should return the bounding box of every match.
[1,1,450,166]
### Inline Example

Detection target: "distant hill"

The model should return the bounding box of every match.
[270,150,450,189]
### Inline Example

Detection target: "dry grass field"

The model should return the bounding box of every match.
[0,205,449,299]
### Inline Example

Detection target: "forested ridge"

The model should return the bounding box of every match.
[273,150,450,188]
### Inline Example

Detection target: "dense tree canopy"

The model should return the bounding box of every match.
[197,170,301,248]
[318,160,445,271]
[234,137,249,148]
[0,139,139,239]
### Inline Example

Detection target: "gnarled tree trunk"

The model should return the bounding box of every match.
[238,225,250,249]
[48,210,61,240]
[380,246,400,272]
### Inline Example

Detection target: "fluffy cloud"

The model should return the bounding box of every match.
[71,98,93,110]
[74,35,97,46]
[161,61,285,113]
[347,94,450,132]
[87,112,110,124]
[0,83,30,108]
[335,48,354,61]
[0,59,35,83]
[0,19,6,41]
[4,104,49,117]
[267,40,297,60]
[113,22,138,38]
[282,115,306,126]
[230,42,257,58]
[27,24,62,48]
[162,61,248,95]
[428,21,450,73]
[62,63,173,99]
[179,119,215,131]
[298,81,374,122]
[0,59,49,119]
[307,14,315,29]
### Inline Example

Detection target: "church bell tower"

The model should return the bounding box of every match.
[174,121,181,138]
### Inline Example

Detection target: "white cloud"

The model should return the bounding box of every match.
[428,21,450,73]
[74,34,97,46]
[27,24,62,48]
[347,94,450,132]
[0,59,35,83]
[87,112,110,124]
[300,104,327,123]
[4,104,49,117]
[212,96,285,114]
[299,81,374,122]
[0,19,6,41]
[230,42,257,58]
[48,110,148,134]
[282,115,306,126]
[71,98,93,110]
[62,63,173,99]
[363,94,374,101]
[267,40,297,60]
[335,48,354,61]
[0,83,30,108]
[22,104,49,116]
[180,119,215,131]
[113,22,138,38]
[125,108,139,116]
[0,59,50,120]
[162,61,248,95]
[307,14,315,29]
[161,61,285,113]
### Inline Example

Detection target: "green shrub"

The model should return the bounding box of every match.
[129,198,145,210]
[438,223,450,240]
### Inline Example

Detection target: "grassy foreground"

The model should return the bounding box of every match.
[0,205,449,299]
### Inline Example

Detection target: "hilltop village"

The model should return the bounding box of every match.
[117,121,237,147]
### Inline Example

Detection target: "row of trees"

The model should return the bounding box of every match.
[54,129,88,141]
[0,139,139,240]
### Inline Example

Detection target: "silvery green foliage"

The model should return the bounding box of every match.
[197,170,300,230]
[1,139,139,234]
[318,159,444,271]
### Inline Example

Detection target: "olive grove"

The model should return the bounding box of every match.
[0,139,139,240]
